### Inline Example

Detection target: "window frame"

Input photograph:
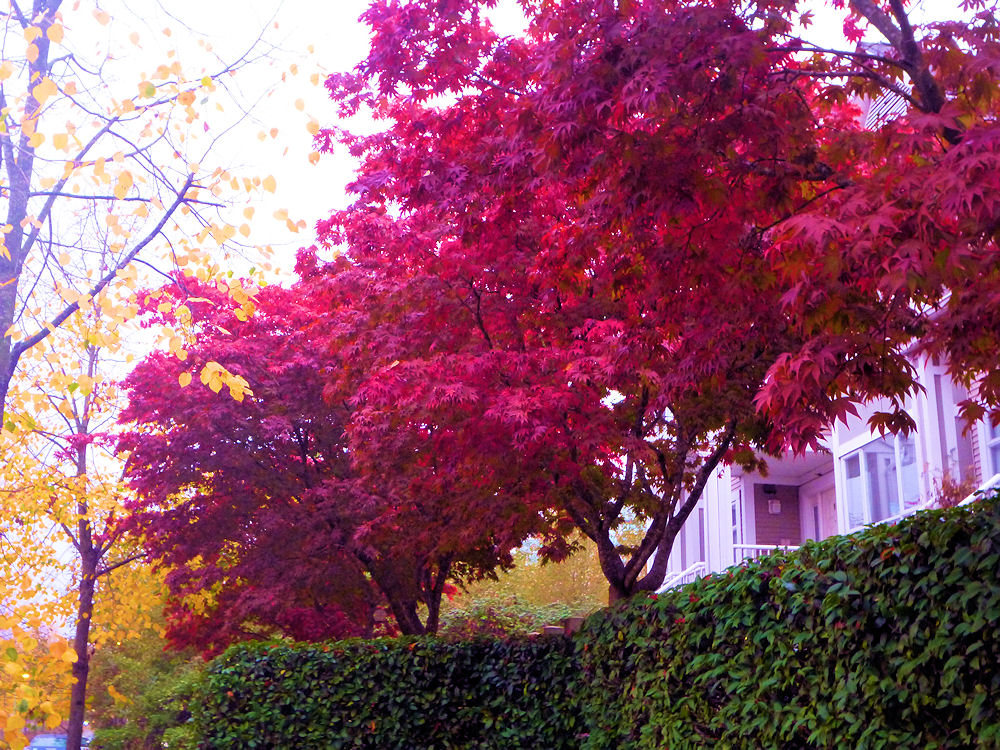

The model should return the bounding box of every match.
[840,433,920,530]
[988,421,1000,476]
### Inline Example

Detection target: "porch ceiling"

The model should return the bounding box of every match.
[732,450,833,485]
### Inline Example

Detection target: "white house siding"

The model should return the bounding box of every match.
[656,366,1000,588]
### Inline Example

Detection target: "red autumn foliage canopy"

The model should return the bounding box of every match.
[308,0,834,600]
[118,276,535,650]
[123,0,1000,629]
[312,0,1000,597]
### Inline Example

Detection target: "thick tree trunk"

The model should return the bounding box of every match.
[387,598,426,635]
[607,584,626,605]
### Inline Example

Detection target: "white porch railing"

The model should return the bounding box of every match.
[732,543,799,565]
[657,561,707,592]
[880,497,938,527]
[880,472,1000,526]
[661,474,1000,591]
[961,473,1000,505]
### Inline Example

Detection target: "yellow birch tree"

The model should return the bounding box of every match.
[0,0,272,423]
[0,302,167,750]
[0,2,308,748]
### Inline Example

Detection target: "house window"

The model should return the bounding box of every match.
[841,434,920,529]
[698,508,706,563]
[989,421,1000,476]
[731,493,741,546]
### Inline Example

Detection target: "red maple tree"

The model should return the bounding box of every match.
[311,0,1000,599]
[312,0,827,600]
[118,275,530,650]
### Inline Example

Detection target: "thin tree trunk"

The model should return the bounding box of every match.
[67,551,96,750]
[66,438,95,750]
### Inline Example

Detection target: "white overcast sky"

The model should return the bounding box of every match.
[80,0,529,278]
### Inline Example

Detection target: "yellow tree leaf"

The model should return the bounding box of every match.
[46,24,65,43]
[33,78,58,105]
[178,372,192,387]
[107,683,132,705]
[262,175,276,193]
[114,172,133,199]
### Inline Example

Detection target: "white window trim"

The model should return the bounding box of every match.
[838,434,919,531]
[987,421,1000,476]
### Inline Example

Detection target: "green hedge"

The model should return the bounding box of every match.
[194,636,583,749]
[579,491,1000,748]
[195,490,1000,748]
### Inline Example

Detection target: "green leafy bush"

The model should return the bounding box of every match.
[88,631,203,750]
[194,636,583,749]
[579,490,1000,748]
[436,596,578,637]
[194,490,1000,748]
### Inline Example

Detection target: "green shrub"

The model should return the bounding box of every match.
[436,595,578,637]
[194,636,583,749]
[88,632,203,750]
[579,490,1000,748]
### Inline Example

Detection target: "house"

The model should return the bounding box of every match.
[658,359,1000,589]
[657,70,1000,589]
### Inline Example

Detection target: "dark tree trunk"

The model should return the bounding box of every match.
[387,598,426,635]
[66,438,96,750]
[67,549,96,750]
